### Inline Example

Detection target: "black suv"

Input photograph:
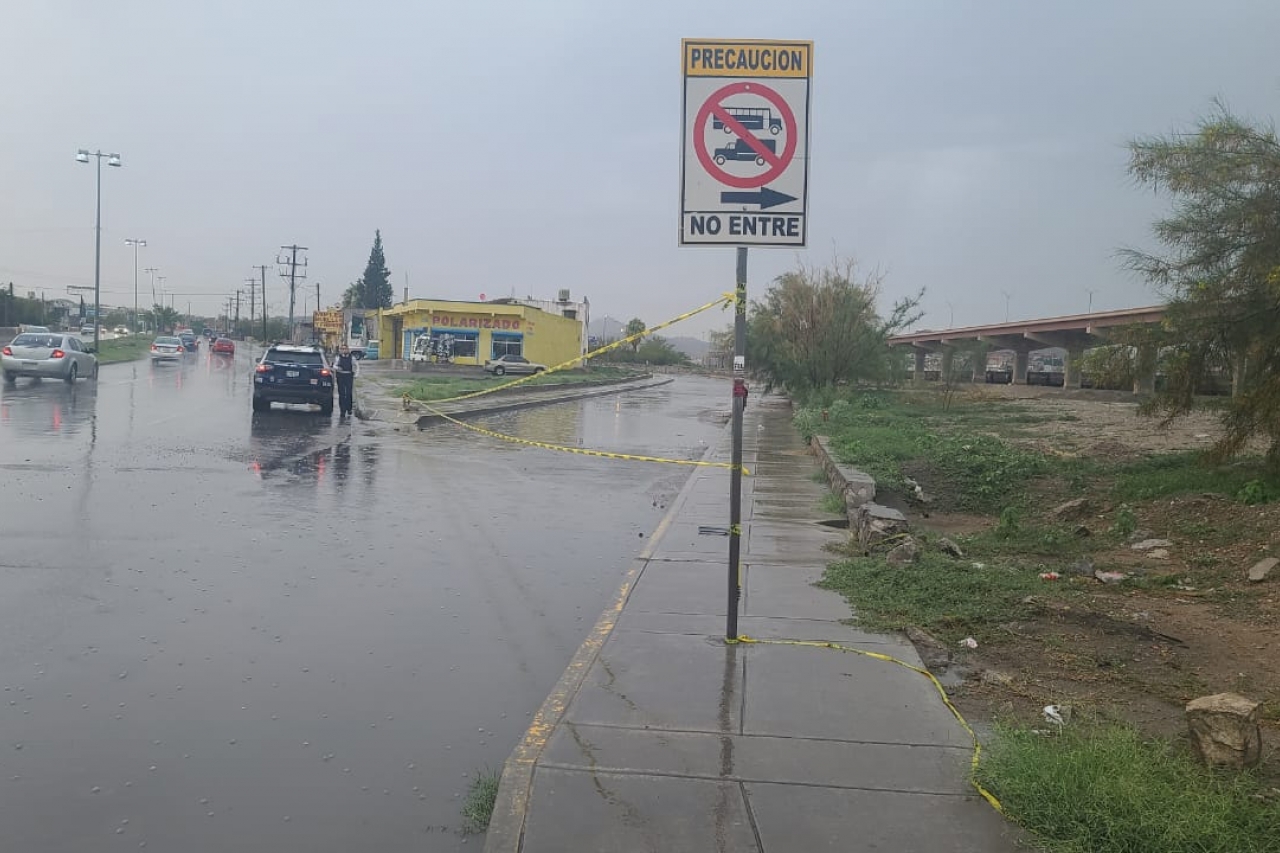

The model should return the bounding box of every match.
[252,344,334,414]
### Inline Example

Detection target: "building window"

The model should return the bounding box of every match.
[562,309,577,320]
[447,332,478,359]
[491,333,523,359]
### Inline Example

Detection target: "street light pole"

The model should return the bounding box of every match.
[76,149,121,352]
[125,239,146,335]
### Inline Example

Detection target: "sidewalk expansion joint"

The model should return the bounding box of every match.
[535,763,983,797]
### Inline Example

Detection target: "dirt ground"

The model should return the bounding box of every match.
[914,389,1280,769]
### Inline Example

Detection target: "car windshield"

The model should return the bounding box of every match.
[266,349,324,366]
[11,334,61,348]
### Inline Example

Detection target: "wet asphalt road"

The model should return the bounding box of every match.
[0,352,730,852]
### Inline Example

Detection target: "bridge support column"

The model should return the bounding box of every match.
[912,349,926,386]
[1232,355,1248,397]
[971,345,989,383]
[940,349,954,383]
[1134,344,1157,395]
[1012,350,1029,385]
[1064,347,1084,389]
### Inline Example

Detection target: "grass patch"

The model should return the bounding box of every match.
[797,394,1052,513]
[1113,451,1280,504]
[820,552,1049,641]
[818,492,845,515]
[461,768,501,835]
[94,335,153,364]
[977,724,1279,853]
[398,366,639,402]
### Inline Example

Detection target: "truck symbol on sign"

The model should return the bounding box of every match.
[712,107,782,135]
[713,137,777,167]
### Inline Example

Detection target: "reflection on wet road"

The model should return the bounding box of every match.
[0,354,728,852]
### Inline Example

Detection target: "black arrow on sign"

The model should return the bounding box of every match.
[719,187,797,209]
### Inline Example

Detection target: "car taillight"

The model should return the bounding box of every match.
[151,345,158,351]
[50,349,65,359]
[319,368,331,376]
[1,347,10,356]
[256,364,270,373]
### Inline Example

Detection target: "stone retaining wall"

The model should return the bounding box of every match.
[810,435,908,553]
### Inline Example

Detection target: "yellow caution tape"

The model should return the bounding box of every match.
[422,402,750,473]
[428,293,734,405]
[733,635,1006,816]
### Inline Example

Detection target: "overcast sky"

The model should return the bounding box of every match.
[2,1,1278,335]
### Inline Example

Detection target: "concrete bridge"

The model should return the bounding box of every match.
[888,305,1167,392]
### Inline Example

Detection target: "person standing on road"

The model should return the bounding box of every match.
[334,344,358,417]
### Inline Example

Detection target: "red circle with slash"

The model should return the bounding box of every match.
[694,82,798,189]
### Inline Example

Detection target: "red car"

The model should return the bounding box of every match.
[212,337,236,356]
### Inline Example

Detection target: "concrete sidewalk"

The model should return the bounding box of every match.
[485,397,1019,852]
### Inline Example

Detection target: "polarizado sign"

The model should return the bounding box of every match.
[680,39,812,246]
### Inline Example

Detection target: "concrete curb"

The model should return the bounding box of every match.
[412,377,674,428]
[482,423,729,853]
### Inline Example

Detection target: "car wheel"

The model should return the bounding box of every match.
[251,395,268,413]
[534,367,545,374]
[494,366,506,376]
[91,362,99,380]
[65,362,78,383]
[319,398,334,416]
[3,372,15,386]
[715,154,726,166]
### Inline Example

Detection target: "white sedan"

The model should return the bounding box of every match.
[2,332,99,383]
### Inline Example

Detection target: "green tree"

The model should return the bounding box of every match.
[624,317,647,352]
[149,304,181,333]
[1124,102,1280,468]
[344,230,394,309]
[747,258,922,395]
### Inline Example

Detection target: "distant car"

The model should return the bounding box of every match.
[2,332,98,383]
[203,328,216,340]
[114,326,130,335]
[80,325,96,337]
[252,343,334,415]
[150,336,185,363]
[483,354,546,377]
[212,337,236,356]
[178,331,198,352]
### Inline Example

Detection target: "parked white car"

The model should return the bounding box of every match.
[2,332,99,383]
[483,354,547,376]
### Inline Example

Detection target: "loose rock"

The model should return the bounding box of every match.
[1094,570,1130,584]
[1185,693,1262,769]
[936,537,964,559]
[1067,557,1095,577]
[1146,548,1170,560]
[885,537,919,566]
[1047,497,1090,521]
[1131,538,1173,551]
[1247,557,1278,583]
[981,670,1014,687]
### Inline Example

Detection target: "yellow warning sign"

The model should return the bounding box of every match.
[682,39,813,79]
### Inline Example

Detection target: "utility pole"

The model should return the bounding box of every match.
[245,277,257,339]
[315,281,320,313]
[278,245,308,342]
[234,290,241,333]
[257,265,269,340]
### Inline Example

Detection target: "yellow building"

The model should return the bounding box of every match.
[374,299,584,367]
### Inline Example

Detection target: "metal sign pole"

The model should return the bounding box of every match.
[726,246,747,641]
